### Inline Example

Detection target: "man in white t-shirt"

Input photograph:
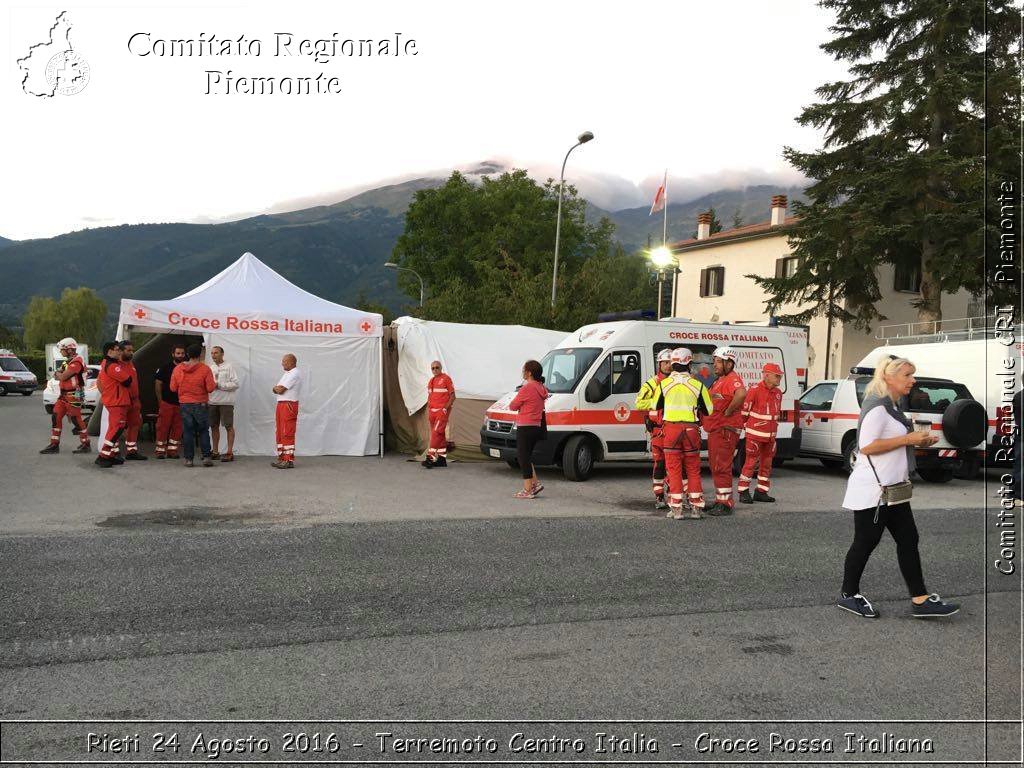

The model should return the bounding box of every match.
[208,346,240,461]
[271,353,302,469]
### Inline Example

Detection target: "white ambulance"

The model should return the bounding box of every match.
[480,318,809,480]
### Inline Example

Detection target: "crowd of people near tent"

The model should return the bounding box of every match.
[41,337,303,468]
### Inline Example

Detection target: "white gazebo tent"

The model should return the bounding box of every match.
[117,252,384,457]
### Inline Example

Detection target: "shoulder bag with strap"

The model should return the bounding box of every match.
[865,454,913,523]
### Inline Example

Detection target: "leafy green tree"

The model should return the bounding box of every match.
[391,170,653,329]
[731,209,744,229]
[690,208,724,239]
[23,287,108,350]
[753,0,1020,327]
[354,291,395,324]
[0,323,23,351]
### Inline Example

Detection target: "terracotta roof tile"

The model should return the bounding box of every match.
[671,215,801,250]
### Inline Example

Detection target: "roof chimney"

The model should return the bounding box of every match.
[696,212,712,240]
[770,195,788,226]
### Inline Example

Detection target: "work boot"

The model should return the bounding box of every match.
[94,456,114,468]
[72,442,91,454]
[71,425,81,435]
[654,495,668,511]
[706,503,733,516]
[39,443,60,454]
[110,456,125,465]
[738,489,754,504]
[125,452,148,461]
[753,490,776,503]
[420,458,434,468]
[271,460,293,469]
[688,506,705,519]
[435,457,448,468]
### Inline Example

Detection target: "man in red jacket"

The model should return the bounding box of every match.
[422,361,455,469]
[119,340,147,460]
[704,346,746,516]
[40,337,91,455]
[96,341,133,468]
[738,362,784,504]
[169,343,216,468]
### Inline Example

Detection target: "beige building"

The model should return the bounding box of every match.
[668,195,975,384]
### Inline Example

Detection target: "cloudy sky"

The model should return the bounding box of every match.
[2,0,846,240]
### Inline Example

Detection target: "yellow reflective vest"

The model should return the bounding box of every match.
[634,374,664,411]
[658,373,713,423]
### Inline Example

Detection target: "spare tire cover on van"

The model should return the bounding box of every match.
[941,399,986,448]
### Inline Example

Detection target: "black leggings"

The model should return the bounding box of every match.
[517,425,543,479]
[842,502,927,597]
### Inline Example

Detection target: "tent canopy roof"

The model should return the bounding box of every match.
[119,252,382,338]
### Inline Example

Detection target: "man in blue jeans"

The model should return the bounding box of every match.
[169,343,217,468]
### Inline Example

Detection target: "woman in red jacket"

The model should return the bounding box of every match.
[508,359,549,499]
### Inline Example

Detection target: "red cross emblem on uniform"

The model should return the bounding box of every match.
[360,320,373,333]
[614,403,630,422]
[804,414,814,426]
[132,305,148,320]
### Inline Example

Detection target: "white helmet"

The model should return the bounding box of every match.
[656,349,673,363]
[713,345,738,363]
[670,347,693,366]
[57,337,78,352]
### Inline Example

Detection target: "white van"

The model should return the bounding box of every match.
[858,338,1023,470]
[480,318,809,480]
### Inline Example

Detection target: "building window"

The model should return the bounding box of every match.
[699,266,725,298]
[775,256,801,279]
[894,262,921,293]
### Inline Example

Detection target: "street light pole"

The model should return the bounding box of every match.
[384,262,425,307]
[551,130,594,308]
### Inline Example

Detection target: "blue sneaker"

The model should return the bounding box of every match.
[837,593,879,619]
[911,594,960,618]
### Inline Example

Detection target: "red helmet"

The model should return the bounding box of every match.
[763,362,783,376]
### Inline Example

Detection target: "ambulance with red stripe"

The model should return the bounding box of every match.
[480,317,809,480]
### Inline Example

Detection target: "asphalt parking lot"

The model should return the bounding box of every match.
[1,394,1020,763]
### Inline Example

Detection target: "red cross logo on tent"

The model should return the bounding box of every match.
[614,403,631,422]
[131,305,148,321]
[359,319,374,334]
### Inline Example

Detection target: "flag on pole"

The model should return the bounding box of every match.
[649,172,667,216]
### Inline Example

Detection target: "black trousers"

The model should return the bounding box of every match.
[517,425,543,479]
[842,502,927,597]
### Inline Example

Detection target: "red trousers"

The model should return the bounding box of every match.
[100,406,128,459]
[428,408,449,458]
[738,438,775,493]
[708,428,740,508]
[156,401,182,457]
[276,401,299,461]
[663,422,704,511]
[51,397,90,447]
[125,404,142,454]
[650,427,667,498]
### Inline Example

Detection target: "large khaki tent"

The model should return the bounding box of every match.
[383,317,565,460]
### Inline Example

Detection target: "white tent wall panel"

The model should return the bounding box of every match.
[208,333,380,457]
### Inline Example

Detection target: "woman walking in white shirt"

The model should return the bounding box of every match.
[837,355,960,619]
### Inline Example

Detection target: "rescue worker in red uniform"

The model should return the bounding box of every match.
[154,343,186,458]
[96,341,134,468]
[422,360,456,469]
[39,337,91,454]
[658,348,714,519]
[635,349,673,510]
[119,340,147,460]
[738,362,784,504]
[704,346,746,516]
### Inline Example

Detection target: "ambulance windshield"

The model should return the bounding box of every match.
[540,348,601,393]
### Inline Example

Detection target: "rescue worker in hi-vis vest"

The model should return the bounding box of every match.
[703,346,746,516]
[40,337,91,454]
[657,347,714,519]
[422,360,455,469]
[119,340,147,460]
[96,341,133,468]
[635,348,674,510]
[738,362,784,504]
